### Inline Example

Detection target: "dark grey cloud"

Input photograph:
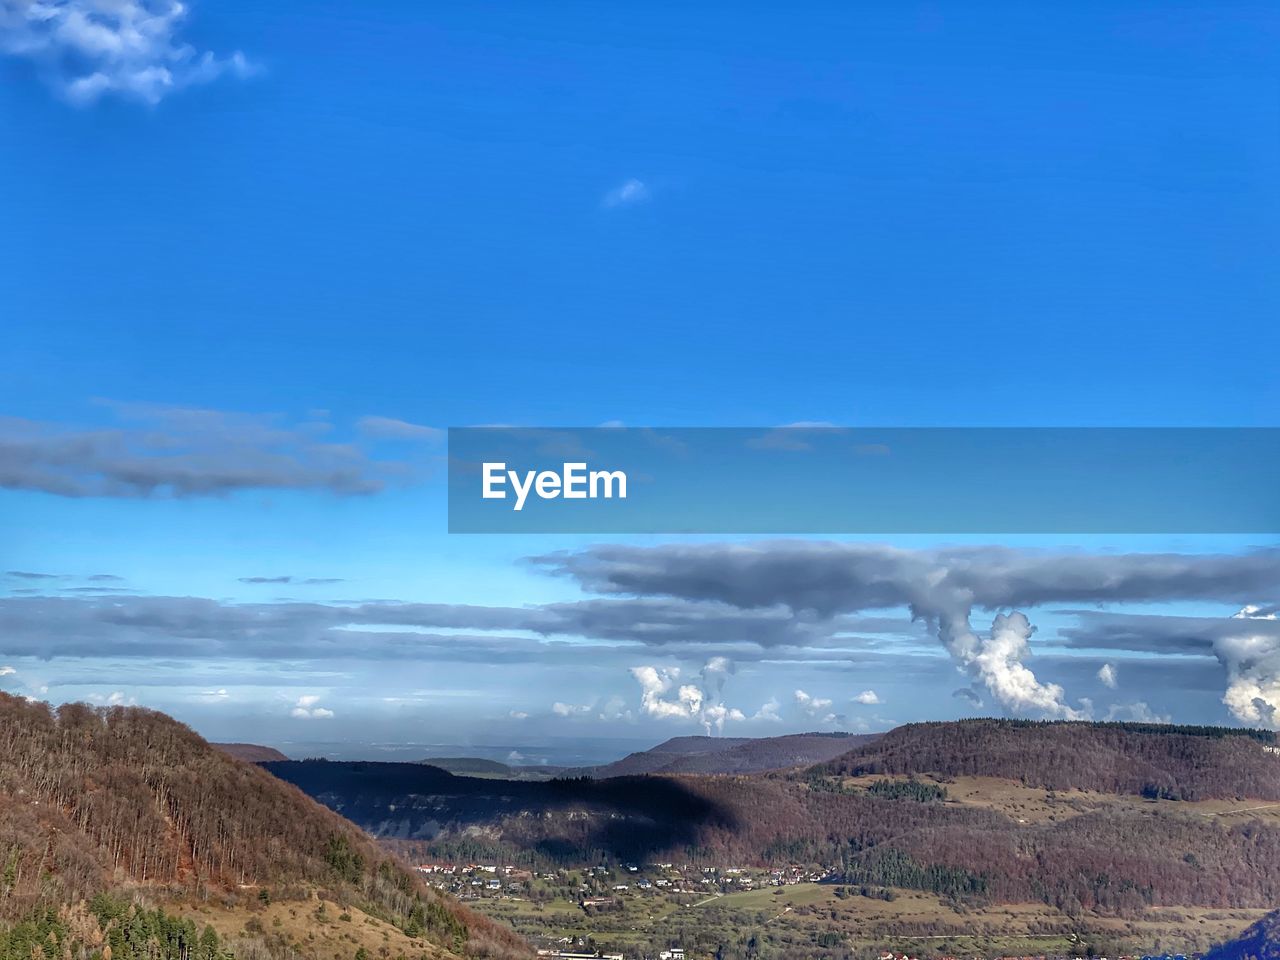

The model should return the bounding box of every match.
[1057,610,1280,654]
[0,404,400,498]
[238,576,346,585]
[7,542,1279,727]
[7,571,125,585]
[535,541,1280,722]
[0,591,909,667]
[537,598,883,648]
[536,542,1280,615]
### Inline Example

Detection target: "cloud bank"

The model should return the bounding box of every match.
[0,404,437,498]
[0,0,255,104]
[539,542,1280,723]
[5,541,1278,728]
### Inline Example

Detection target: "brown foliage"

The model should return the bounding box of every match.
[0,694,529,957]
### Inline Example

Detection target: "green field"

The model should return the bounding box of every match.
[463,875,1267,960]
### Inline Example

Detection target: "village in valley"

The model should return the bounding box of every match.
[410,860,1201,960]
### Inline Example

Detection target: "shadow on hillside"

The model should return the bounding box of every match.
[262,760,735,862]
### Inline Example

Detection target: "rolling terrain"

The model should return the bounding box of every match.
[407,733,878,782]
[211,742,290,762]
[584,732,877,777]
[263,720,1280,924]
[0,693,529,960]
[418,758,568,781]
[824,719,1280,800]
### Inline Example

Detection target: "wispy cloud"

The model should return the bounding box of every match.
[601,178,649,209]
[355,417,443,443]
[0,403,408,498]
[237,576,345,585]
[0,0,257,105]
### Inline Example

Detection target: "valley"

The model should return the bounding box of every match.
[260,720,1280,959]
[3,698,1279,960]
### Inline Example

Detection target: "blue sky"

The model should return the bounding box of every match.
[1,0,1278,758]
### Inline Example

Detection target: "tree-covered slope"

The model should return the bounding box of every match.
[821,718,1280,800]
[0,694,529,960]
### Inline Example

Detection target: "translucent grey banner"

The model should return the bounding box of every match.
[447,427,1280,534]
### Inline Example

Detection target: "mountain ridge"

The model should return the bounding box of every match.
[0,693,529,959]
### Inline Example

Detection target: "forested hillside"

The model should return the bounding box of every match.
[0,694,529,960]
[823,719,1280,800]
[267,720,1280,920]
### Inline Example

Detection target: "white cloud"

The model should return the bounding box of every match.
[0,0,256,105]
[753,697,782,723]
[88,690,135,706]
[1209,605,1280,730]
[949,611,1087,721]
[0,666,15,677]
[601,178,649,209]
[290,694,334,719]
[195,687,229,702]
[551,700,593,717]
[794,688,840,724]
[1097,663,1118,689]
[793,689,831,712]
[852,689,881,705]
[508,710,529,720]
[630,662,745,734]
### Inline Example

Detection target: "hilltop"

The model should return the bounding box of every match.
[587,732,875,777]
[419,758,568,781]
[405,733,878,783]
[0,693,529,960]
[211,741,289,762]
[821,718,1280,800]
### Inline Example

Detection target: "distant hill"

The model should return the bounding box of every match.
[212,741,289,762]
[262,759,726,853]
[822,718,1280,800]
[587,732,877,777]
[1205,910,1280,960]
[423,756,512,775]
[414,734,876,781]
[421,757,568,781]
[0,693,529,960]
